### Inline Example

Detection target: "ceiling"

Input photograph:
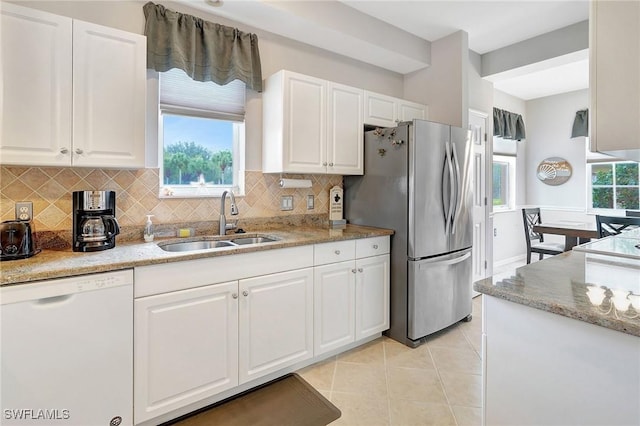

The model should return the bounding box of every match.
[192,0,591,100]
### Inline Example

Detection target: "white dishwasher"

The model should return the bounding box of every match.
[1,269,133,426]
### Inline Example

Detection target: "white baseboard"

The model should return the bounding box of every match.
[494,254,527,268]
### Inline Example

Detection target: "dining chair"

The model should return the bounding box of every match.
[596,215,640,237]
[521,208,565,264]
[625,210,640,217]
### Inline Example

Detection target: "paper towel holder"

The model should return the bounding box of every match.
[279,178,312,189]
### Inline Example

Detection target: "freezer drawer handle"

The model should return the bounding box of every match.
[418,251,471,268]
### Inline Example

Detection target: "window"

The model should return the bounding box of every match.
[158,68,245,198]
[492,155,516,211]
[589,161,639,210]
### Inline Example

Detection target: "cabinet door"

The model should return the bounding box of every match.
[73,20,146,168]
[314,261,356,355]
[355,254,390,339]
[327,83,364,175]
[239,268,313,384]
[1,3,72,166]
[283,73,327,173]
[399,100,428,122]
[590,0,640,155]
[364,91,397,127]
[134,281,238,423]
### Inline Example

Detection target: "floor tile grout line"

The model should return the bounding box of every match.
[426,343,460,426]
[382,338,392,426]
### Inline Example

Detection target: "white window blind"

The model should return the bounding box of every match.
[159,68,245,119]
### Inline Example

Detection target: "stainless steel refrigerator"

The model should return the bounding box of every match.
[344,119,473,347]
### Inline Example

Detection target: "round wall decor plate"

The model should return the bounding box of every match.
[536,157,572,185]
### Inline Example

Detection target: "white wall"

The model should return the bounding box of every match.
[404,31,469,128]
[16,0,404,171]
[525,89,589,209]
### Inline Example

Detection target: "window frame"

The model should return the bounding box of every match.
[155,70,246,199]
[492,154,516,212]
[587,161,640,214]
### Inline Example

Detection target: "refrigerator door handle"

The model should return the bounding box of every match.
[451,142,462,235]
[445,141,455,235]
[442,142,452,235]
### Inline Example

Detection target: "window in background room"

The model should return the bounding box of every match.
[492,155,516,211]
[589,161,639,210]
[158,68,245,198]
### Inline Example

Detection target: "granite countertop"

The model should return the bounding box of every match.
[474,250,640,337]
[0,224,393,286]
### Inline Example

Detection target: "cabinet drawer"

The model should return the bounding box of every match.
[356,236,390,258]
[314,240,355,265]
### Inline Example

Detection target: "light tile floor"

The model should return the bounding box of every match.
[297,295,483,426]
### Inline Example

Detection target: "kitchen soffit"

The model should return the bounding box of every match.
[182,0,590,99]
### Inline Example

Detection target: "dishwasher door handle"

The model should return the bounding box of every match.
[34,294,74,306]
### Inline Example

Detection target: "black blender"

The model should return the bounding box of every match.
[72,190,120,252]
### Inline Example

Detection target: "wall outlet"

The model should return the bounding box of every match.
[306,195,314,210]
[281,195,293,211]
[15,201,33,221]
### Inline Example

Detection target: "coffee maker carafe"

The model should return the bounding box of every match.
[73,191,120,252]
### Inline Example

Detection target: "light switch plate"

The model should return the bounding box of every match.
[306,195,314,210]
[281,195,293,211]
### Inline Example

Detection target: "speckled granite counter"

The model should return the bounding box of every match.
[0,224,393,286]
[474,250,640,337]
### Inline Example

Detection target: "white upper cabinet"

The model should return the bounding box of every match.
[72,20,146,168]
[590,0,640,161]
[262,70,364,175]
[1,3,72,165]
[364,91,428,128]
[0,3,146,168]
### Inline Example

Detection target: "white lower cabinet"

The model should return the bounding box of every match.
[134,281,239,423]
[239,268,314,384]
[355,254,390,340]
[314,237,390,356]
[134,238,389,424]
[314,261,357,355]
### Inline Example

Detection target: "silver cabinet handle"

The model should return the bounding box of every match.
[351,269,356,273]
[358,268,363,273]
[60,147,69,154]
[329,162,334,166]
[232,293,238,299]
[75,148,83,154]
[323,162,328,166]
[242,290,249,297]
[335,250,341,255]
[373,244,378,249]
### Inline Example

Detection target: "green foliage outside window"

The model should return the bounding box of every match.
[591,162,640,210]
[163,141,233,185]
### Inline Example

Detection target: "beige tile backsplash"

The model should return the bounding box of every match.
[0,167,342,231]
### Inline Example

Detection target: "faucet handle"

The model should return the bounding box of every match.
[225,220,238,231]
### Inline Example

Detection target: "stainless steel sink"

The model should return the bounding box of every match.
[159,240,237,252]
[158,235,279,252]
[230,236,277,245]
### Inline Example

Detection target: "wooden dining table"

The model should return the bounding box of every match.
[533,222,600,251]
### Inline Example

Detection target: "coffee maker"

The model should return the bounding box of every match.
[72,190,120,252]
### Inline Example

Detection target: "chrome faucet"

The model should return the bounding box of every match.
[219,190,239,235]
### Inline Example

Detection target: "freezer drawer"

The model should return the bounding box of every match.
[407,249,472,340]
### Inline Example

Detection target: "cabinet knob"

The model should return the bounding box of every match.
[334,250,341,255]
[328,162,334,167]
[232,293,238,299]
[75,148,84,155]
[242,290,249,297]
[373,244,378,249]
[351,269,356,273]
[323,162,328,166]
[358,268,363,273]
[59,147,69,154]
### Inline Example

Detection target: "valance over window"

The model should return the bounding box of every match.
[493,107,526,141]
[143,2,263,92]
[571,109,589,138]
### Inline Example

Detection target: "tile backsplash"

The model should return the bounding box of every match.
[0,166,342,231]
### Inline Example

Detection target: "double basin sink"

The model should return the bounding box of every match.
[158,234,278,253]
